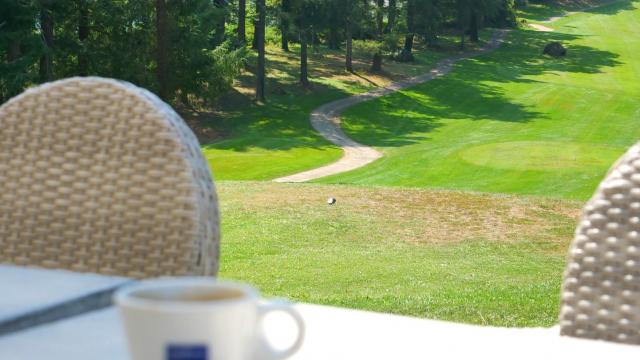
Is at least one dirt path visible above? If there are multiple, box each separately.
[273,0,628,183]
[530,23,555,31]
[273,30,508,183]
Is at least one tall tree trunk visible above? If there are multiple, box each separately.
[238,0,246,43]
[255,0,266,101]
[469,8,479,42]
[345,19,353,72]
[458,0,466,50]
[360,0,370,38]
[398,0,414,61]
[403,34,414,53]
[328,27,340,50]
[312,26,320,54]
[5,40,22,101]
[371,52,382,72]
[385,0,396,33]
[376,0,384,36]
[78,0,89,76]
[39,4,54,82]
[406,0,415,36]
[280,0,290,51]
[214,0,226,46]
[252,20,258,50]
[5,39,21,100]
[8,41,21,62]
[300,30,309,86]
[399,33,414,61]
[155,0,170,100]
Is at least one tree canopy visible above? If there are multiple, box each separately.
[0,0,516,104]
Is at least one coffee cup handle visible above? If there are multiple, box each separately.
[256,300,305,360]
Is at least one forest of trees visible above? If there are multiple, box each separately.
[0,0,519,106]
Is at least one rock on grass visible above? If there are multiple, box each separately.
[543,42,567,57]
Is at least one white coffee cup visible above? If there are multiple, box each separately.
[114,278,305,360]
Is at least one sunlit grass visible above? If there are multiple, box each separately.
[326,1,640,200]
[218,181,580,327]
[203,36,483,180]
[213,2,640,328]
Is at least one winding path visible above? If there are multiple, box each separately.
[529,23,554,31]
[274,29,508,183]
[273,0,628,183]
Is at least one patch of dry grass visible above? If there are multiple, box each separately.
[218,181,581,247]
[217,181,584,326]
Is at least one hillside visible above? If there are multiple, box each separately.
[324,1,640,200]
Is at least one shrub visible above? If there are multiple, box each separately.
[381,33,403,54]
[178,41,248,107]
[353,39,384,71]
[543,42,567,57]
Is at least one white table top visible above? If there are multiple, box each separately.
[0,266,638,359]
[0,265,128,334]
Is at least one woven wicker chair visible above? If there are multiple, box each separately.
[561,144,640,345]
[0,77,219,278]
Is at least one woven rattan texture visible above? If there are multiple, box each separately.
[0,77,219,278]
[560,144,640,344]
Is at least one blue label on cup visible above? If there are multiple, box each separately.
[167,344,208,360]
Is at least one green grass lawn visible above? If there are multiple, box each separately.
[217,181,580,327]
[201,37,485,180]
[516,0,621,21]
[518,3,569,22]
[213,1,640,328]
[322,0,640,200]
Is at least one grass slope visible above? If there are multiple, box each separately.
[321,1,640,200]
[201,38,486,180]
[517,0,624,21]
[217,181,580,327]
[214,1,637,328]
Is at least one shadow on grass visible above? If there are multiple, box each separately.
[517,0,636,21]
[200,42,448,152]
[201,80,354,152]
[517,4,567,22]
[585,0,637,15]
[342,29,622,147]
[202,17,621,152]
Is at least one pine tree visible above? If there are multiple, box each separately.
[256,0,266,101]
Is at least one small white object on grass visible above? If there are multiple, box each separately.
[327,197,337,205]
